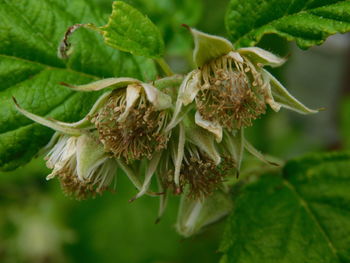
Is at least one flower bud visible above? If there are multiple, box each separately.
[176,190,233,237]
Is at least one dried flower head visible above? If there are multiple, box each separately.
[168,28,318,143]
[159,125,235,200]
[13,99,118,200]
[196,51,267,130]
[90,83,172,161]
[45,134,117,200]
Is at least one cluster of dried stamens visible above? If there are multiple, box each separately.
[196,54,267,130]
[91,89,170,161]
[58,159,116,200]
[57,164,96,200]
[161,146,235,200]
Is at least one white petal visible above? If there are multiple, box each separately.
[227,51,244,63]
[165,70,198,132]
[141,83,172,110]
[179,70,201,106]
[117,84,141,122]
[194,111,222,143]
[238,47,286,67]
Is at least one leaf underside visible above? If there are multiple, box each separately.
[226,0,350,49]
[220,152,350,263]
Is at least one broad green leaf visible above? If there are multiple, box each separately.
[93,0,203,56]
[226,0,350,49]
[220,152,350,263]
[0,0,157,171]
[100,1,165,58]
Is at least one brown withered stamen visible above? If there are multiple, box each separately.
[91,88,170,161]
[197,54,267,130]
[55,159,109,200]
[160,147,236,200]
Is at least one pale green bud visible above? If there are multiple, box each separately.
[176,190,233,237]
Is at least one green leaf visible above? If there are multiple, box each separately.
[220,152,350,263]
[340,96,350,149]
[100,1,165,58]
[0,0,157,171]
[226,0,350,49]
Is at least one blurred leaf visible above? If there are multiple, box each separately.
[225,0,350,49]
[220,151,350,263]
[341,96,350,149]
[100,1,164,58]
[0,0,157,171]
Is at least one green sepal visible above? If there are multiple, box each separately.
[264,69,319,114]
[190,28,233,67]
[75,134,110,181]
[238,47,286,67]
[186,126,221,165]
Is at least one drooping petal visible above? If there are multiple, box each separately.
[61,77,140,91]
[13,97,81,136]
[165,70,198,132]
[260,73,282,112]
[45,135,78,180]
[190,28,234,67]
[179,69,201,106]
[117,84,142,122]
[176,190,233,237]
[141,83,172,110]
[186,127,221,165]
[263,69,319,114]
[194,111,222,142]
[238,47,286,67]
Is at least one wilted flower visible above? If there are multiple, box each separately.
[169,28,319,142]
[158,123,236,200]
[46,133,117,199]
[13,98,118,199]
[62,78,173,162]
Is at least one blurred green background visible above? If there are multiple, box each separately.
[1,0,350,262]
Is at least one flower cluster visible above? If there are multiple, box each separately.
[14,28,318,236]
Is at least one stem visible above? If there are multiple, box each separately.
[156,58,174,76]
